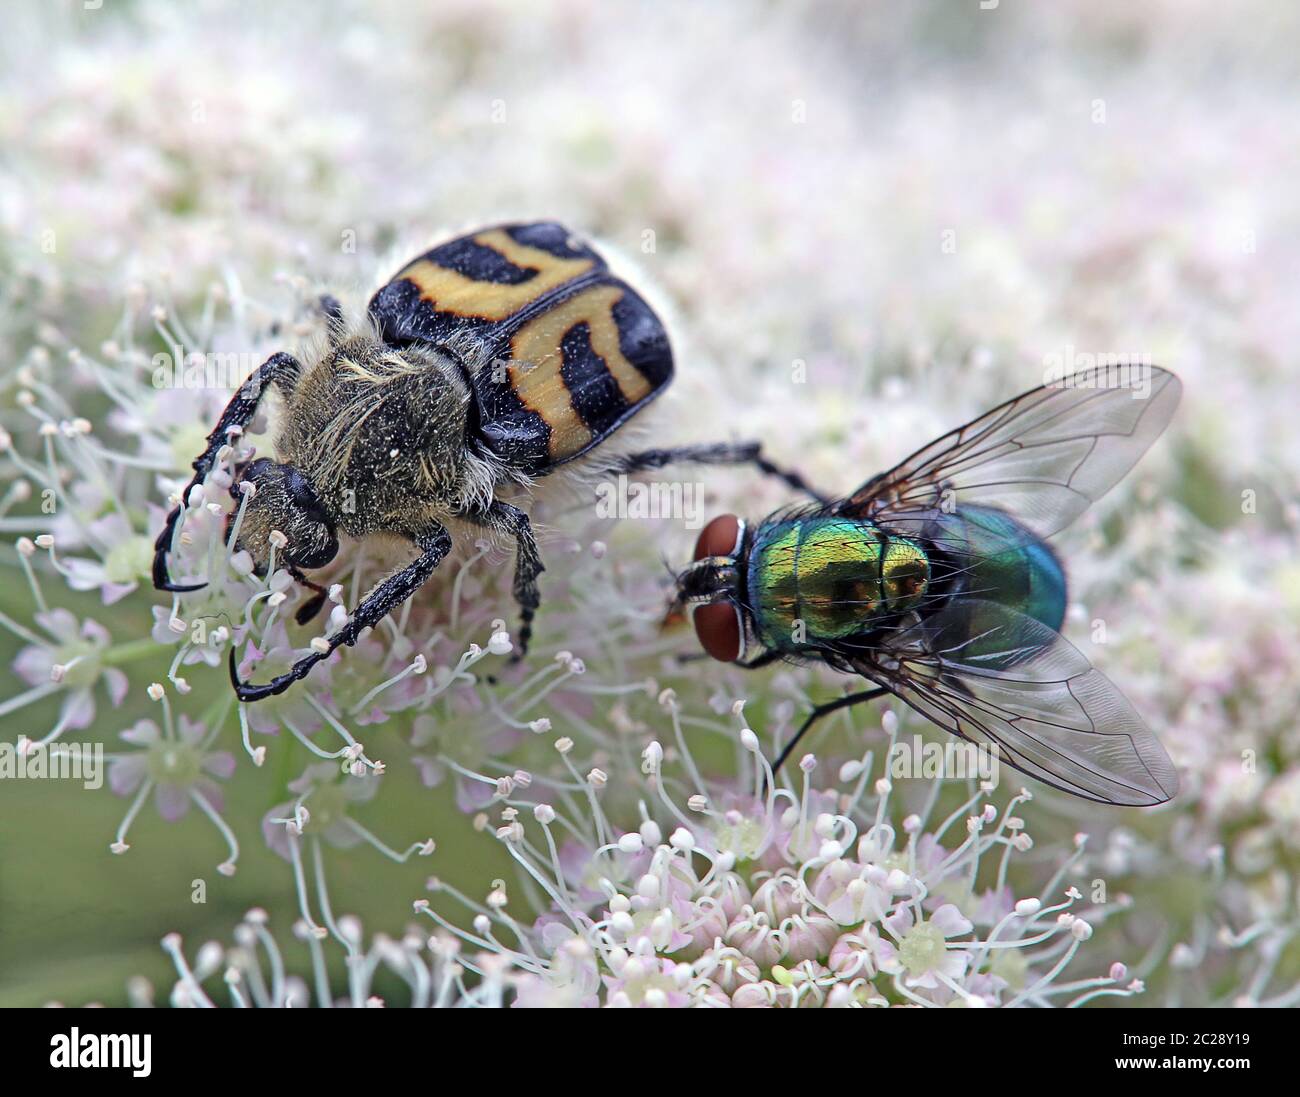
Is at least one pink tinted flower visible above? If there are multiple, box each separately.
[12,608,127,733]
[109,716,234,822]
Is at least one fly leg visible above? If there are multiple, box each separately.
[614,443,830,505]
[676,649,784,668]
[772,687,890,775]
[737,650,785,671]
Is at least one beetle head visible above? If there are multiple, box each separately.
[229,459,339,573]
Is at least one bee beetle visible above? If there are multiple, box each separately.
[154,221,813,701]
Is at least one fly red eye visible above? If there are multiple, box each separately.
[693,601,743,662]
[693,514,743,561]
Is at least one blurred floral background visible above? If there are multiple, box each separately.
[1,0,1297,1007]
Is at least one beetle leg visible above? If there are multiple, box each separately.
[614,442,830,504]
[230,525,453,702]
[471,500,543,661]
[153,351,302,592]
[317,294,346,345]
[288,564,331,626]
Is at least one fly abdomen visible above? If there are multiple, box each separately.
[927,505,1067,629]
[917,504,1068,662]
[746,516,930,649]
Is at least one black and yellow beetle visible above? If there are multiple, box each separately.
[154,221,812,700]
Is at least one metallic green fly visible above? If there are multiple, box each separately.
[674,364,1181,806]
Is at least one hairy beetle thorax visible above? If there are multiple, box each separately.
[276,336,475,536]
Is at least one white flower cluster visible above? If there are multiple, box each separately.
[4,0,1299,1010]
[422,704,1140,1008]
[149,908,505,1009]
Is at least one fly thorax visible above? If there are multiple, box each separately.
[748,517,929,646]
[881,539,929,613]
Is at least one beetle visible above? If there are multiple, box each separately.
[154,221,812,700]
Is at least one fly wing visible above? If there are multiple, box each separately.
[849,599,1178,806]
[839,366,1181,542]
